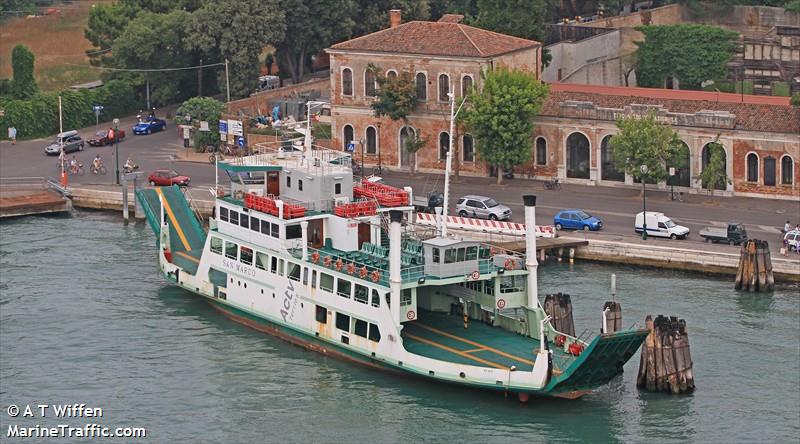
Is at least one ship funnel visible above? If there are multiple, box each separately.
[523,195,539,308]
[389,210,402,325]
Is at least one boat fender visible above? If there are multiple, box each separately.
[324,256,332,267]
[555,334,567,347]
[311,252,320,264]
[346,263,356,275]
[371,270,380,283]
[568,342,584,356]
[359,266,368,279]
[335,259,344,271]
[504,258,516,270]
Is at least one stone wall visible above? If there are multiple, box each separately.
[226,78,330,117]
[580,4,685,30]
[542,30,625,85]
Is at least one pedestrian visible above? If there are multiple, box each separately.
[108,127,115,143]
[8,126,16,144]
[784,221,792,234]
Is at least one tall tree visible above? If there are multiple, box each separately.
[176,96,226,150]
[698,141,730,194]
[460,67,549,184]
[274,0,356,84]
[472,0,546,41]
[352,0,430,36]
[635,24,738,90]
[609,113,684,185]
[85,3,139,54]
[187,0,285,99]
[10,45,38,100]
[370,67,419,121]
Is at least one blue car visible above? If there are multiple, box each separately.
[133,117,167,135]
[554,209,603,231]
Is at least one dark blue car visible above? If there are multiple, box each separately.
[554,209,603,231]
[133,117,167,135]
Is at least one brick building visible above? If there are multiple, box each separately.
[326,11,798,200]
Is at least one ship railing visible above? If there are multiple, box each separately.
[280,195,334,213]
[305,246,431,285]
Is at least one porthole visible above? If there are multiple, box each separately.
[459,372,466,378]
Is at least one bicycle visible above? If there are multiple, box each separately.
[68,163,85,176]
[544,177,561,191]
[90,164,107,175]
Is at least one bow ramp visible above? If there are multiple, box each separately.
[135,186,206,275]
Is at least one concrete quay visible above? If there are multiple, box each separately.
[0,180,72,219]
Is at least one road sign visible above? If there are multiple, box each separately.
[200,121,210,131]
[237,136,245,147]
[219,120,228,134]
[92,105,104,113]
[228,119,243,136]
[346,142,355,152]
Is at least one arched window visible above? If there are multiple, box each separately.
[461,75,473,97]
[438,132,450,160]
[746,153,759,182]
[781,155,794,185]
[601,135,624,182]
[566,132,590,179]
[536,138,547,165]
[462,134,474,162]
[416,73,427,101]
[365,70,376,97]
[366,127,377,154]
[438,74,450,102]
[342,68,353,96]
[343,124,354,151]
[701,143,728,190]
[667,142,691,187]
[387,70,397,80]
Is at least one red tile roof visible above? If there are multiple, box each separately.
[542,83,800,134]
[329,21,541,58]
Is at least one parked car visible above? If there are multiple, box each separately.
[784,230,800,251]
[148,169,190,187]
[455,195,512,220]
[44,130,84,155]
[87,129,126,146]
[133,117,167,135]
[554,209,603,231]
[699,223,748,245]
[634,211,690,239]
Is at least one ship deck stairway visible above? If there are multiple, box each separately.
[135,186,207,275]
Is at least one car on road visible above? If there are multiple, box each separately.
[133,117,167,135]
[87,129,126,146]
[44,130,84,155]
[634,211,690,239]
[148,169,190,187]
[554,209,603,231]
[784,230,800,251]
[455,195,512,220]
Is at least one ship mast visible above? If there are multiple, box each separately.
[441,89,467,238]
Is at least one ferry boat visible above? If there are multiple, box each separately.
[136,142,648,400]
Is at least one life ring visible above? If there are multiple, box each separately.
[324,256,332,267]
[346,263,356,275]
[371,270,380,283]
[359,266,368,279]
[555,334,567,347]
[568,342,584,356]
[504,258,516,270]
[310,252,320,264]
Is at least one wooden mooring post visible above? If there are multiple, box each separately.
[543,293,575,336]
[734,239,774,292]
[637,315,695,394]
[602,301,622,334]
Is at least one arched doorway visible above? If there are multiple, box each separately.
[342,124,354,151]
[399,126,416,168]
[600,135,624,182]
[667,142,691,187]
[566,132,590,179]
[701,142,728,190]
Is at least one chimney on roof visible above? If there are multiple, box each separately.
[389,9,401,28]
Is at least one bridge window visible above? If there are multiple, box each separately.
[240,246,253,265]
[210,237,222,254]
[401,289,412,306]
[239,214,249,229]
[255,252,268,270]
[315,305,327,323]
[444,248,456,264]
[271,223,279,238]
[229,210,239,225]
[456,247,465,262]
[249,217,260,232]
[337,278,352,299]
[354,283,368,304]
[225,241,237,259]
[260,220,271,235]
[286,224,302,239]
[353,318,368,338]
[432,247,440,263]
[371,289,380,307]
[320,273,334,292]
[288,262,301,281]
[465,246,477,261]
[336,312,350,332]
[368,323,381,342]
[219,207,229,222]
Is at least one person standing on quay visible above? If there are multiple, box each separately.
[8,126,17,144]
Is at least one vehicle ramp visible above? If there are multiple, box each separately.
[135,186,206,275]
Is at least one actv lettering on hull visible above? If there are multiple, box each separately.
[280,280,300,322]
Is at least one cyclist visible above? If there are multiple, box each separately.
[92,154,103,171]
[124,156,137,173]
[69,156,80,174]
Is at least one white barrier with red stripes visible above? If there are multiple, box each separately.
[414,213,556,238]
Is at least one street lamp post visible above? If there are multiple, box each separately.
[640,164,648,240]
[114,118,120,185]
[669,166,676,200]
[360,137,365,177]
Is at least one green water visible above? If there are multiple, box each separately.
[1,212,798,443]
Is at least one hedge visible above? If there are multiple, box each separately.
[0,79,139,140]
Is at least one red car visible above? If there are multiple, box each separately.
[87,129,126,146]
[148,169,191,187]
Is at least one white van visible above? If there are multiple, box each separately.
[634,212,690,239]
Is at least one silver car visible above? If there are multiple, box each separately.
[455,195,512,220]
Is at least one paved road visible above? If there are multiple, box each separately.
[3,117,798,258]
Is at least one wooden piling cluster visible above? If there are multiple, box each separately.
[637,315,695,394]
[735,239,774,292]
[602,301,622,334]
[543,293,575,336]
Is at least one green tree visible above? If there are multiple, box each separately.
[609,113,684,186]
[10,45,38,99]
[787,0,800,13]
[0,0,35,23]
[187,0,285,99]
[352,0,430,36]
[471,0,545,41]
[85,3,139,54]
[791,92,800,106]
[403,131,428,176]
[698,141,730,194]
[460,67,549,184]
[274,0,356,84]
[176,96,225,151]
[635,24,738,90]
[370,67,419,121]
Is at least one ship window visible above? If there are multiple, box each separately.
[312,270,317,289]
[336,313,350,331]
[385,292,391,308]
[219,207,229,222]
[465,246,477,261]
[303,268,309,285]
[401,289,412,306]
[278,259,285,276]
[316,305,327,323]
[286,224,302,239]
[337,278,352,299]
[271,223,279,238]
[250,217,260,232]
[444,248,456,264]
[229,210,239,225]
[368,323,381,342]
[371,289,380,307]
[271,256,278,273]
[335,183,342,194]
[239,214,249,229]
[484,280,494,296]
[298,180,303,191]
[320,273,334,292]
[353,318,368,338]
[432,247,440,263]
[225,241,238,259]
[354,283,368,304]
[286,176,291,188]
[261,220,270,235]
[500,275,523,294]
[255,252,268,270]
[288,262,301,281]
[210,237,223,254]
[456,247,465,262]
[240,246,253,265]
